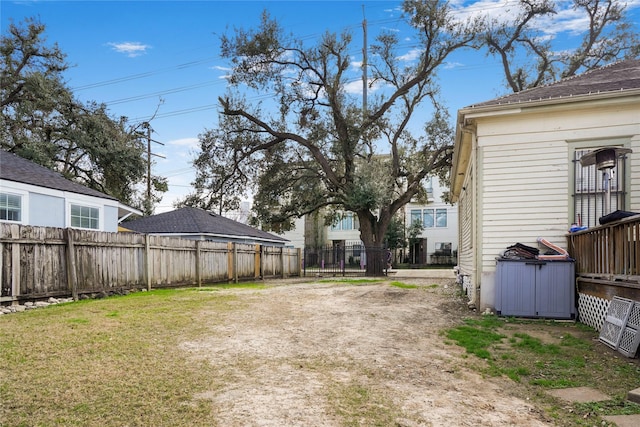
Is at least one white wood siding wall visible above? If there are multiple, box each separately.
[477,103,640,278]
[630,134,640,211]
[479,131,569,271]
[464,101,640,311]
[458,165,474,277]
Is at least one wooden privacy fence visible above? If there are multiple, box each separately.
[0,223,301,303]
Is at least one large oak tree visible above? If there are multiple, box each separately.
[188,1,480,274]
[481,0,640,92]
[1,18,167,214]
[186,0,638,275]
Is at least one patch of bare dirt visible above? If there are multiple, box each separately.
[180,279,554,426]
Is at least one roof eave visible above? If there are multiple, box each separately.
[141,232,288,244]
[461,88,640,118]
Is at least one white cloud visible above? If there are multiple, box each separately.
[444,61,464,70]
[107,41,151,57]
[169,137,199,150]
[397,48,422,62]
[455,0,640,39]
[211,65,231,72]
[344,79,386,95]
[344,80,365,95]
[167,137,200,157]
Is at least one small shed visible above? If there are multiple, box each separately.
[123,207,288,247]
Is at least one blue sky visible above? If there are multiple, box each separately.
[2,0,639,213]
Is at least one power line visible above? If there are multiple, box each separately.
[106,79,225,105]
[72,56,218,91]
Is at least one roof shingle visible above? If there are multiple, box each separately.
[468,58,640,108]
[0,150,117,200]
[123,207,287,243]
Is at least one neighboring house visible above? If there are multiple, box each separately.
[450,58,640,311]
[122,206,289,247]
[282,177,458,265]
[403,177,458,265]
[326,177,457,265]
[0,150,141,232]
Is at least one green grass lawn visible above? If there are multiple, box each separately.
[445,316,640,426]
[1,288,238,427]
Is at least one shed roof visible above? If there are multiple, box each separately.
[123,207,288,243]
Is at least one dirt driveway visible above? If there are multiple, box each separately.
[180,277,552,426]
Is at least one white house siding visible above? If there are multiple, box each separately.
[629,134,640,211]
[30,193,65,227]
[103,206,119,233]
[0,179,123,232]
[326,226,361,244]
[405,201,458,261]
[279,217,306,248]
[473,102,640,311]
[456,166,476,303]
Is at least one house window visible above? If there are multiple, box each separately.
[435,242,452,256]
[573,147,627,228]
[411,208,448,228]
[423,209,434,228]
[70,204,99,229]
[331,212,358,231]
[435,209,447,227]
[410,209,422,226]
[0,193,21,222]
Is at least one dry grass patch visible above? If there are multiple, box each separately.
[0,289,240,427]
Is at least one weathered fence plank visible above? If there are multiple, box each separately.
[0,223,300,302]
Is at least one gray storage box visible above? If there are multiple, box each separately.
[495,259,575,319]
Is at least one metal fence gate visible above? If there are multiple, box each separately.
[302,244,388,277]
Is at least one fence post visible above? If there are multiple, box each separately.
[64,228,78,300]
[233,243,238,283]
[227,242,233,282]
[145,234,151,291]
[196,240,202,287]
[10,225,21,302]
[254,244,261,279]
[297,248,302,277]
[0,241,3,299]
[280,246,285,279]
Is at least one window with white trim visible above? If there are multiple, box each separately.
[572,147,628,228]
[331,212,359,231]
[70,204,99,229]
[410,208,448,228]
[0,193,22,222]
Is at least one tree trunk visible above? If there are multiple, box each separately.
[364,241,385,276]
[358,210,391,276]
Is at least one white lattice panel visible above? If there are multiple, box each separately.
[617,302,640,358]
[599,297,633,350]
[577,293,609,331]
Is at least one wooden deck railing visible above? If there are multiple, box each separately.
[568,214,640,282]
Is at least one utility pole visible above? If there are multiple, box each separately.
[145,122,151,206]
[362,5,368,116]
[142,121,165,215]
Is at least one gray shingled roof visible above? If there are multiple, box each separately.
[123,207,288,243]
[468,58,640,108]
[0,150,117,200]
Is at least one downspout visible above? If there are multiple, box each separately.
[461,122,479,309]
[471,126,480,309]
